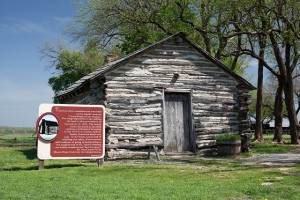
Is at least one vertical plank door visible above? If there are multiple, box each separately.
[164,93,192,153]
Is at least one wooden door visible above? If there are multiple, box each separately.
[164,93,193,153]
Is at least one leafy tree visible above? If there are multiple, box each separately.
[220,0,300,144]
[249,90,276,126]
[62,0,300,143]
[41,39,105,102]
[69,0,247,72]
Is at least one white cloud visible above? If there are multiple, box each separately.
[0,18,55,37]
[54,16,73,24]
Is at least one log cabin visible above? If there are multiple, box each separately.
[56,32,255,157]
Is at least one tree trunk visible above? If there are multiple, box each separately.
[273,78,284,143]
[284,43,299,144]
[269,32,299,144]
[254,59,264,141]
[284,76,300,144]
[254,36,265,142]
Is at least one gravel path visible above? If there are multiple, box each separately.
[244,153,300,165]
[243,145,300,165]
[107,147,300,166]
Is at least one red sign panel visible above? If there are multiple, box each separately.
[50,106,104,158]
[37,104,105,159]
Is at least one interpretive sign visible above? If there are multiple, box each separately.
[36,104,105,160]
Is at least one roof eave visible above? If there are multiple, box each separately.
[56,32,256,99]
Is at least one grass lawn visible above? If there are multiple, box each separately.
[0,133,299,199]
[250,134,298,154]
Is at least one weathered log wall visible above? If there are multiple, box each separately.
[63,78,106,105]
[104,39,251,152]
[61,37,252,157]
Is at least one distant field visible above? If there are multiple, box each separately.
[0,126,35,135]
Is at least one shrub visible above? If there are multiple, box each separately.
[216,133,241,142]
[4,129,14,134]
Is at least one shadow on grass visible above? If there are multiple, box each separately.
[18,148,37,160]
[44,163,87,169]
[108,157,150,162]
[2,163,87,171]
[2,166,39,171]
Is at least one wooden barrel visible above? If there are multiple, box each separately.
[217,140,241,156]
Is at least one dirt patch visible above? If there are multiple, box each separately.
[244,154,300,165]
[290,145,300,154]
[282,172,300,176]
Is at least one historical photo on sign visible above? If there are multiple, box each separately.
[37,114,59,141]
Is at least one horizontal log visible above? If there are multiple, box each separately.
[107,96,162,104]
[108,118,161,124]
[196,140,216,148]
[108,141,164,149]
[107,92,157,98]
[193,103,237,108]
[110,130,162,135]
[194,110,238,115]
[106,82,238,92]
[194,123,239,129]
[107,102,161,109]
[105,88,158,94]
[148,47,205,55]
[194,116,238,121]
[110,126,162,133]
[195,123,239,129]
[113,64,201,72]
[195,127,237,132]
[107,110,161,116]
[193,91,236,97]
[132,57,213,66]
[108,110,161,116]
[194,114,239,120]
[192,98,236,104]
[107,75,237,86]
[196,135,216,140]
[196,133,241,140]
[109,134,163,140]
[110,65,233,79]
[108,119,161,125]
[195,127,240,134]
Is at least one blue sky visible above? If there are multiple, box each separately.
[0,0,259,128]
[0,0,76,127]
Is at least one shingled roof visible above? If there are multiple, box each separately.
[56,32,255,98]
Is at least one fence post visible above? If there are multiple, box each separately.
[97,158,104,167]
[38,159,44,170]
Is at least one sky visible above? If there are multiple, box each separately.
[0,0,76,127]
[0,0,261,128]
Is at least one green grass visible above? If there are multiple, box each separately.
[0,126,35,135]
[0,133,299,199]
[0,149,299,200]
[250,134,298,154]
[1,147,300,200]
[250,143,296,154]
[0,135,36,147]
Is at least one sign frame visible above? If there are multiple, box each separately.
[36,104,105,160]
